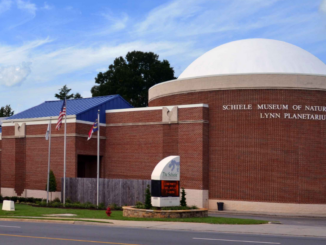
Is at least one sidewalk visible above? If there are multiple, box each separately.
[1,216,326,238]
[209,210,326,218]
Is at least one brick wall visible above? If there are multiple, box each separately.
[105,107,209,190]
[1,122,100,194]
[150,89,326,204]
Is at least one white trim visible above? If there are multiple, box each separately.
[106,104,208,113]
[150,73,326,90]
[75,120,106,127]
[2,115,76,126]
[0,132,2,140]
[1,117,106,127]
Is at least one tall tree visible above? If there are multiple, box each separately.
[91,51,176,107]
[0,105,14,117]
[55,85,74,100]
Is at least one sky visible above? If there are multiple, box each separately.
[0,0,326,113]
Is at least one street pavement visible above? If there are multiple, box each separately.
[0,220,326,245]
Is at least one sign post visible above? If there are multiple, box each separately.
[151,156,180,207]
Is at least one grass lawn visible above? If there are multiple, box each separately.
[0,204,267,225]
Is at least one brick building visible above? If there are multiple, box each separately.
[1,38,326,214]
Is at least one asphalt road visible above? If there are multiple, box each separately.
[0,221,326,245]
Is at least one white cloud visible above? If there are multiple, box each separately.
[16,0,36,15]
[0,0,12,14]
[42,2,52,10]
[320,0,326,13]
[0,62,31,86]
[102,12,129,31]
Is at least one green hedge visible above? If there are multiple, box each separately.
[0,196,43,204]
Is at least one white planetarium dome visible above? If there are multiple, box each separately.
[178,39,326,79]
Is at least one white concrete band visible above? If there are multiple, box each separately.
[149,74,326,102]
[106,104,208,113]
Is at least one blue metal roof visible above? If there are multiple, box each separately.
[7,95,132,123]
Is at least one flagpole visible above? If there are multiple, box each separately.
[46,118,52,205]
[63,99,67,206]
[97,110,100,207]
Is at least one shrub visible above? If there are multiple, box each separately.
[4,196,10,200]
[66,198,72,204]
[50,202,62,208]
[109,203,122,211]
[52,197,61,203]
[45,170,57,192]
[26,197,35,203]
[145,185,152,209]
[190,205,198,209]
[17,197,26,203]
[11,196,18,203]
[98,203,106,210]
[0,195,3,203]
[135,201,144,209]
[180,187,187,207]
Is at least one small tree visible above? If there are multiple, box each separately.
[145,184,152,209]
[180,187,187,207]
[74,93,82,99]
[45,170,57,201]
[0,105,14,117]
[55,85,74,100]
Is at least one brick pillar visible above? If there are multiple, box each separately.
[15,138,26,196]
[163,124,179,157]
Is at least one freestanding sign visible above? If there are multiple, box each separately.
[151,156,180,207]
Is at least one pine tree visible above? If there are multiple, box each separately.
[180,187,187,207]
[145,185,152,209]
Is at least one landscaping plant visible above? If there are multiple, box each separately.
[145,185,152,209]
[180,187,187,207]
[45,170,57,202]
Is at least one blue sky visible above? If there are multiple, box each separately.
[0,0,326,112]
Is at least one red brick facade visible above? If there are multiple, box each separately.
[150,89,326,204]
[0,122,105,194]
[105,107,209,190]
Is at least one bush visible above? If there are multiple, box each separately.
[0,195,3,203]
[52,198,61,203]
[66,198,72,204]
[180,187,187,207]
[145,185,152,209]
[50,202,62,208]
[190,205,198,209]
[98,203,106,210]
[108,203,122,211]
[26,197,35,203]
[10,196,18,203]
[17,197,26,203]
[4,196,10,200]
[135,201,144,209]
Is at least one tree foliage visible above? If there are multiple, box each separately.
[91,51,176,107]
[74,93,82,99]
[45,170,57,192]
[180,187,187,207]
[0,105,14,117]
[55,85,82,100]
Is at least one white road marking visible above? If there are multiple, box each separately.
[0,225,21,229]
[193,238,280,244]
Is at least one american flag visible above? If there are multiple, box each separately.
[56,99,66,130]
